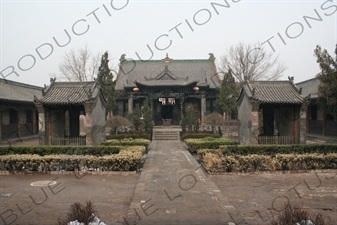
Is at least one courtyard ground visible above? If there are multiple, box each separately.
[1,171,336,225]
[0,137,336,225]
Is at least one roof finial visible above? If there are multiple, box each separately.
[208,53,215,61]
[119,54,126,63]
[162,53,172,62]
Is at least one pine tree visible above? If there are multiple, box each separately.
[128,104,142,130]
[216,69,239,136]
[314,45,337,120]
[181,104,197,131]
[143,98,153,132]
[97,51,117,112]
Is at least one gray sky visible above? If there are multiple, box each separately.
[0,0,336,87]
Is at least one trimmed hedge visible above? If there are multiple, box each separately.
[181,133,220,140]
[101,138,150,149]
[106,133,151,140]
[0,146,146,172]
[199,144,337,157]
[201,152,337,173]
[185,137,235,153]
[0,146,123,156]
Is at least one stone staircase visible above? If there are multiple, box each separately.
[152,127,181,140]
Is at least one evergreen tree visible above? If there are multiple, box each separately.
[143,98,153,132]
[97,51,117,112]
[216,69,239,115]
[314,45,337,120]
[181,104,197,131]
[128,104,142,130]
[216,69,239,135]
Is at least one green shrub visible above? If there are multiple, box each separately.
[101,138,150,149]
[200,152,337,173]
[184,137,235,153]
[181,133,220,140]
[0,146,122,156]
[219,144,337,156]
[106,133,151,140]
[0,146,146,172]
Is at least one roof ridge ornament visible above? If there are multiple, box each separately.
[162,53,172,62]
[208,53,215,62]
[288,76,302,94]
[119,54,126,63]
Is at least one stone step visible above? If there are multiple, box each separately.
[153,130,180,140]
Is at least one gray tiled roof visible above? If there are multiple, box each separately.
[242,80,304,104]
[115,58,221,90]
[134,79,199,87]
[296,77,319,98]
[0,78,43,103]
[39,81,97,105]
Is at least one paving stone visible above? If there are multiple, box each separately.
[125,140,245,224]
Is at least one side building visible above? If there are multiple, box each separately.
[114,54,221,125]
[237,77,310,145]
[0,78,43,142]
[297,78,337,138]
[34,79,107,146]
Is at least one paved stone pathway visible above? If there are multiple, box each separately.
[124,140,247,225]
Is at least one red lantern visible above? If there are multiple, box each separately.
[193,86,199,92]
[133,87,139,92]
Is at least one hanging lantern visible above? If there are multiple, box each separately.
[133,87,140,92]
[193,86,199,92]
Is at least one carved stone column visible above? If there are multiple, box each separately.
[128,94,133,114]
[250,100,260,144]
[300,100,309,144]
[0,107,2,142]
[180,97,184,120]
[84,102,92,146]
[17,107,21,138]
[35,103,46,145]
[201,94,206,122]
[65,110,70,137]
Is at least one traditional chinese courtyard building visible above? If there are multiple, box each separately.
[34,79,107,146]
[237,77,310,145]
[114,54,221,125]
[0,78,43,141]
[297,78,337,138]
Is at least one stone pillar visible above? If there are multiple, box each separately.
[35,103,46,145]
[32,109,36,135]
[201,95,206,122]
[322,111,327,136]
[0,108,2,142]
[299,101,309,144]
[65,110,70,137]
[180,97,184,119]
[128,94,133,114]
[17,107,21,138]
[250,101,260,144]
[84,102,92,146]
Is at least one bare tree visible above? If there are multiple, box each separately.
[218,42,286,83]
[57,46,101,82]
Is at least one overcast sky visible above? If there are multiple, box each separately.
[0,0,336,87]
